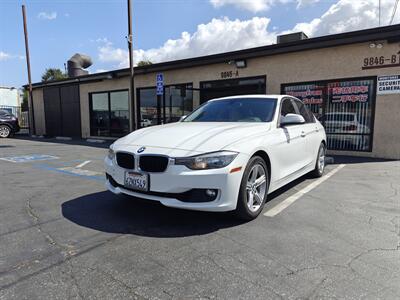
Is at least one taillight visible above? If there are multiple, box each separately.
[343,124,357,131]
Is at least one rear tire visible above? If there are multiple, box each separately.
[311,143,326,178]
[235,156,269,221]
[0,125,11,138]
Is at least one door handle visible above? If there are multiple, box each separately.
[301,131,306,137]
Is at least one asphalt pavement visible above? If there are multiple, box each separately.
[0,137,399,299]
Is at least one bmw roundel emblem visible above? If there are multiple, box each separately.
[137,146,146,153]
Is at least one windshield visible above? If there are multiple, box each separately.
[183,98,277,123]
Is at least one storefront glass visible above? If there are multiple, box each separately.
[90,90,130,137]
[282,77,376,152]
[137,84,193,128]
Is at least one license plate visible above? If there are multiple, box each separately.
[124,172,148,191]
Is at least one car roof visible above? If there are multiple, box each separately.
[209,94,286,102]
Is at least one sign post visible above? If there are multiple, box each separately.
[156,74,164,124]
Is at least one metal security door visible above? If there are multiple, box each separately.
[43,86,62,137]
[60,85,81,137]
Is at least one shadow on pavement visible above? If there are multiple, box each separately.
[62,191,245,238]
[13,136,113,149]
[330,155,396,165]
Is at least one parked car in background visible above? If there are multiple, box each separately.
[0,110,20,138]
[105,95,327,220]
[322,112,370,150]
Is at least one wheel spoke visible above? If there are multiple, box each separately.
[246,182,252,190]
[247,191,254,208]
[254,174,266,188]
[250,167,258,182]
[254,191,263,204]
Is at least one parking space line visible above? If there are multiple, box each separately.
[76,160,91,168]
[264,164,346,217]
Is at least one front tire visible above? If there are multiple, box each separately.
[311,143,326,178]
[235,156,269,221]
[0,125,11,138]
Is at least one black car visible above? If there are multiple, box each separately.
[0,110,20,138]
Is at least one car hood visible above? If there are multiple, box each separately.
[114,122,271,156]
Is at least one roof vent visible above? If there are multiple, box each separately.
[67,53,93,77]
[277,32,308,44]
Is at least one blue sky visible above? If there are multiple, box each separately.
[0,0,398,88]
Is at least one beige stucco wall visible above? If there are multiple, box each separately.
[30,40,400,159]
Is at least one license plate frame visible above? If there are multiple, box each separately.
[124,171,149,192]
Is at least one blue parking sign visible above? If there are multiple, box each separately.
[156,73,164,95]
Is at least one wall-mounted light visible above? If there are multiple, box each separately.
[369,42,383,49]
[235,59,247,68]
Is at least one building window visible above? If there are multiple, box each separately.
[137,83,193,128]
[282,77,376,152]
[89,90,130,137]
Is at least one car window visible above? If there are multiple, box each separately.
[0,110,8,116]
[280,98,297,117]
[183,98,277,122]
[293,100,315,123]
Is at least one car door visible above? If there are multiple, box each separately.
[272,98,309,181]
[292,98,320,166]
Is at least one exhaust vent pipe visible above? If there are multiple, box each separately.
[67,53,93,77]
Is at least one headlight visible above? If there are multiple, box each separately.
[174,151,238,170]
[108,145,115,160]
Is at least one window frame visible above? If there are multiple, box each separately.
[89,89,130,137]
[281,76,377,152]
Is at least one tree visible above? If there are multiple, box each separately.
[41,68,67,82]
[137,60,152,67]
[21,90,29,111]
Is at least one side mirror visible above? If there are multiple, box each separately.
[179,115,187,122]
[280,113,305,126]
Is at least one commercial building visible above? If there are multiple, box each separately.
[27,24,400,159]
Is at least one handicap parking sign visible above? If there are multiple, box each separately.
[156,73,164,95]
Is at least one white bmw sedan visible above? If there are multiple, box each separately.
[105,95,326,220]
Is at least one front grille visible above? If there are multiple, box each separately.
[116,152,135,169]
[139,155,169,172]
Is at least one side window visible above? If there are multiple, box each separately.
[280,98,296,117]
[293,100,315,123]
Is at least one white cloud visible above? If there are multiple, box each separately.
[292,0,399,36]
[37,11,57,20]
[64,13,70,18]
[98,17,276,68]
[0,51,11,61]
[296,0,319,9]
[0,51,24,61]
[97,0,399,69]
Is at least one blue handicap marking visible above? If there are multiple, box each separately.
[0,154,59,163]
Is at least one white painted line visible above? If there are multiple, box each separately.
[76,160,91,168]
[264,164,346,217]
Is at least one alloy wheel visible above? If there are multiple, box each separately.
[246,164,267,212]
[0,126,10,138]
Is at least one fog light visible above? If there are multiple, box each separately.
[205,189,217,197]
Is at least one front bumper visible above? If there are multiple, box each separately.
[104,153,248,212]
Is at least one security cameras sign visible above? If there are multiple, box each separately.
[377,75,400,95]
[156,73,164,95]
